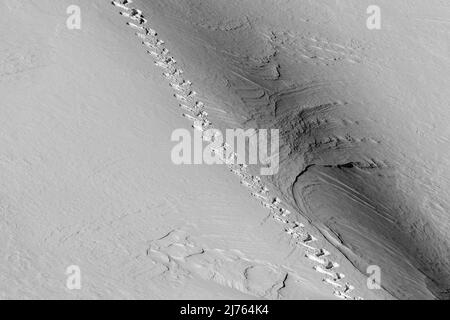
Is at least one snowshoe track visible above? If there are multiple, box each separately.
[111,0,363,300]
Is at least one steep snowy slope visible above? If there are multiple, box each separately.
[0,0,392,299]
[139,0,450,299]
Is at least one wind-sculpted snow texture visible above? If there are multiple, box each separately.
[138,0,450,299]
[1,0,396,300]
[1,0,449,300]
[111,0,364,300]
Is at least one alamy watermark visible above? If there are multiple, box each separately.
[367,5,381,30]
[171,128,280,176]
[66,265,81,290]
[367,265,381,289]
[66,5,81,30]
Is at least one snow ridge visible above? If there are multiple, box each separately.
[110,0,362,300]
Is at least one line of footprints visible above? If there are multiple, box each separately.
[111,0,362,300]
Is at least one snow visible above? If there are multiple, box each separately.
[138,0,450,299]
[1,0,448,300]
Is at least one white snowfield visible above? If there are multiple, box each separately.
[0,0,448,300]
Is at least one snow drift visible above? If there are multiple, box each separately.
[1,0,449,300]
[141,0,450,299]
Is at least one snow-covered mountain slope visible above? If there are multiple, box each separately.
[138,0,450,299]
[0,0,394,299]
